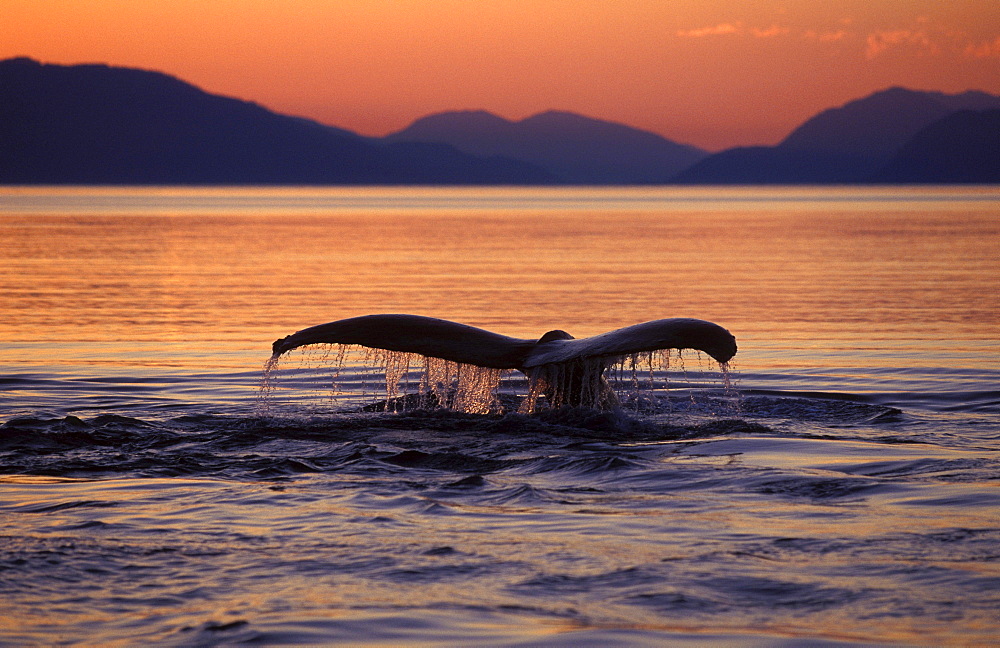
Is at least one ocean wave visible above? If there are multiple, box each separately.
[0,392,974,489]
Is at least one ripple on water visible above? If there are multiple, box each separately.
[1,402,998,646]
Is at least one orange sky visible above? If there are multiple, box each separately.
[3,0,999,150]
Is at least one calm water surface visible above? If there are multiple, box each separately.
[1,186,998,646]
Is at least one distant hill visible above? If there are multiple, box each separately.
[3,58,997,185]
[779,86,1000,158]
[0,58,553,184]
[674,87,1000,184]
[875,109,1000,183]
[671,147,874,184]
[385,110,707,184]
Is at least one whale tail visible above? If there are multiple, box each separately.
[267,314,737,413]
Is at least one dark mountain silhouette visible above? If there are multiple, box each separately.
[780,87,1000,158]
[875,109,1000,183]
[0,58,553,184]
[674,87,1000,184]
[385,110,707,184]
[671,147,874,184]
[3,58,997,185]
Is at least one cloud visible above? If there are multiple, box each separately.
[676,23,740,38]
[672,16,995,62]
[675,22,790,39]
[861,19,1000,60]
[865,29,935,58]
[675,22,795,40]
[965,36,1000,58]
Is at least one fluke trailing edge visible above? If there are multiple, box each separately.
[269,314,737,412]
[271,314,737,367]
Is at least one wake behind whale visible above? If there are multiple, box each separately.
[263,314,738,415]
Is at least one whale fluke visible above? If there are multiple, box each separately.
[522,318,737,367]
[272,314,538,368]
[269,314,737,412]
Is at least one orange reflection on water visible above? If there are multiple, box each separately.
[1,186,998,373]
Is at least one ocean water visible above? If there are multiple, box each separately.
[1,186,999,647]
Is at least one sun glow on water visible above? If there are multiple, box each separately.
[2,186,999,646]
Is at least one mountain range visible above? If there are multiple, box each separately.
[0,57,552,184]
[2,57,998,184]
[674,86,1000,183]
[385,110,706,183]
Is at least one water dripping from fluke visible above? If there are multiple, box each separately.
[260,314,739,417]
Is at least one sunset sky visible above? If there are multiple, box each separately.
[4,0,999,151]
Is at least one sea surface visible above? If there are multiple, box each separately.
[1,186,998,647]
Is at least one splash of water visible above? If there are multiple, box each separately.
[260,344,737,417]
[379,349,506,414]
[260,345,509,415]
